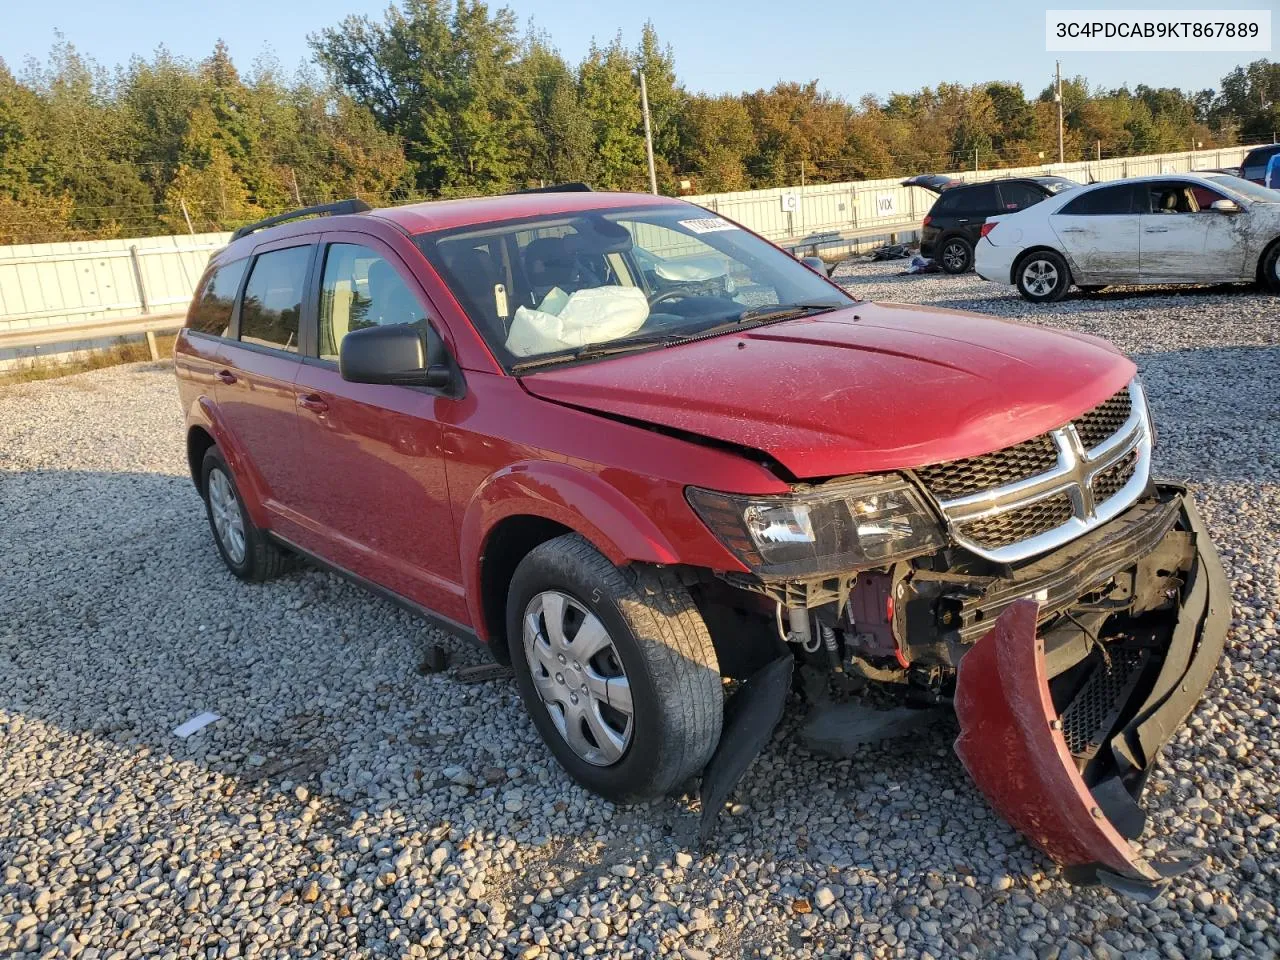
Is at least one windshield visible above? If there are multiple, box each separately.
[416,205,853,370]
[1205,174,1280,203]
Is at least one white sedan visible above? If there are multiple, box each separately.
[975,173,1280,301]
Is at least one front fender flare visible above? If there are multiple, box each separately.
[458,461,685,641]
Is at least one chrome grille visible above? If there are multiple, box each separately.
[915,434,1056,501]
[1075,390,1133,450]
[917,380,1152,562]
[961,494,1075,551]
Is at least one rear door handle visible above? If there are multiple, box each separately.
[215,369,238,385]
[298,394,330,414]
[1144,227,1169,233]
[1059,227,1084,234]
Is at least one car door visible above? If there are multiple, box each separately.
[1049,183,1141,282]
[290,232,466,623]
[951,183,1000,244]
[213,238,315,526]
[1138,180,1247,282]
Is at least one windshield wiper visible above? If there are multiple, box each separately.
[509,333,678,374]
[736,302,842,324]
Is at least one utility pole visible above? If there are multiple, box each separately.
[639,72,658,196]
[1055,60,1065,164]
[800,158,806,187]
[290,168,303,206]
[974,146,979,172]
[179,199,195,236]
[1096,140,1101,162]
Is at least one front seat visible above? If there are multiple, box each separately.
[1158,191,1180,214]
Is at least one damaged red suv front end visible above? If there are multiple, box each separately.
[954,488,1228,897]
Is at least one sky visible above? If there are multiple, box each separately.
[1,0,1275,100]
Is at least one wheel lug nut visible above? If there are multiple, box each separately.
[557,654,566,663]
[555,673,564,685]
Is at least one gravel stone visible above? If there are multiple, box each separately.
[1,263,1277,958]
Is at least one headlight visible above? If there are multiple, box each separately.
[686,475,946,578]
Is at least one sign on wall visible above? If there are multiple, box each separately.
[874,193,898,218]
[780,191,799,213]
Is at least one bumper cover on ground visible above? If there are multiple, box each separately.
[953,489,1228,895]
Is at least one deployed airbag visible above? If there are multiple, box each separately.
[505,286,649,357]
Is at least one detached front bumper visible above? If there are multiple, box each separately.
[953,487,1228,896]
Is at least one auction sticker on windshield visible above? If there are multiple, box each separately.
[680,217,739,234]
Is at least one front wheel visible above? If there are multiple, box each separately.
[507,534,723,802]
[939,236,974,274]
[1016,250,1071,302]
[1261,242,1280,293]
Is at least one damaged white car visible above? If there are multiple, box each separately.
[975,173,1280,301]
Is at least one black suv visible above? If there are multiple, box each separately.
[1239,143,1280,184]
[904,175,1079,274]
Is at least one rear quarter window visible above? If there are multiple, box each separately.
[187,258,247,337]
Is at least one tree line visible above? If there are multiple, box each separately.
[1,0,1277,244]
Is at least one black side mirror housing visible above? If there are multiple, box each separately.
[800,255,831,277]
[339,324,452,390]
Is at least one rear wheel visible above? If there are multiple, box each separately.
[939,236,973,274]
[1015,250,1071,302]
[201,447,291,581]
[507,533,723,802]
[1261,242,1280,293]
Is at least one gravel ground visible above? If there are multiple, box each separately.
[1,263,1277,960]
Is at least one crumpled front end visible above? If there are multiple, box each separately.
[954,489,1229,897]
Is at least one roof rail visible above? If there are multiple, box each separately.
[514,182,593,194]
[230,198,373,241]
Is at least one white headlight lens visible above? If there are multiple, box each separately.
[688,476,945,578]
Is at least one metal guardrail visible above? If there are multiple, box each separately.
[0,312,187,360]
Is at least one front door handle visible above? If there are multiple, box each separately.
[298,394,330,414]
[215,369,238,385]
[1144,227,1169,233]
[1059,227,1084,234]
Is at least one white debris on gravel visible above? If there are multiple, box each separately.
[0,261,1277,959]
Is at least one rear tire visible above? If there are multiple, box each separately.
[1261,242,1280,293]
[507,533,723,802]
[200,446,291,582]
[1015,250,1071,302]
[939,236,974,274]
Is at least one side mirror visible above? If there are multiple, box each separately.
[339,324,452,389]
[800,255,831,277]
[1209,199,1241,213]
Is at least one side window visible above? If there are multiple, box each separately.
[1188,185,1227,212]
[187,258,247,337]
[1241,149,1270,181]
[239,246,311,353]
[318,243,430,362]
[998,182,1047,212]
[1144,182,1197,215]
[954,184,999,214]
[1059,185,1136,216]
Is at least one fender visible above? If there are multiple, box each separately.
[458,460,692,641]
[188,396,271,529]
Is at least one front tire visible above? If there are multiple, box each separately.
[1261,242,1280,293]
[1016,250,1071,302]
[507,534,723,802]
[200,447,291,582]
[939,236,973,274]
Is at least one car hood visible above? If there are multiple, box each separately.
[519,302,1135,480]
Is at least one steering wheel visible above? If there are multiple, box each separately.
[647,288,688,309]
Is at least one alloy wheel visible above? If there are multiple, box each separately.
[943,241,968,271]
[207,468,247,565]
[1022,258,1060,297]
[522,590,634,766]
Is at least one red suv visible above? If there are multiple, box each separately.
[176,189,1227,896]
